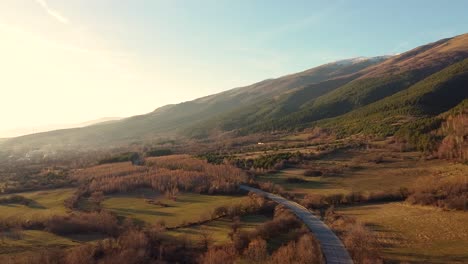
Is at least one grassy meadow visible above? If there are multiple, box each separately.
[166,214,270,245]
[337,202,468,263]
[0,188,73,221]
[102,192,248,227]
[258,148,467,196]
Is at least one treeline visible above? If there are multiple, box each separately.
[301,189,409,210]
[98,149,174,165]
[299,174,467,211]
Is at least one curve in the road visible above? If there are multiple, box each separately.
[239,185,353,264]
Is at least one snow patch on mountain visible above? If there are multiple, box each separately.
[332,55,393,66]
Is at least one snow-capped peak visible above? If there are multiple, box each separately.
[332,55,393,66]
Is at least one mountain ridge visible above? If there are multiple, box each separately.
[2,34,468,152]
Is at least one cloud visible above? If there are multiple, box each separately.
[34,0,69,24]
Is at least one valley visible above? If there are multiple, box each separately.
[0,33,467,264]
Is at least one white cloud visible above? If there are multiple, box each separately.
[34,0,69,24]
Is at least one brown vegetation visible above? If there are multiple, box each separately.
[326,211,382,264]
[46,211,119,236]
[437,113,467,162]
[72,155,248,196]
[406,174,467,210]
[301,189,408,209]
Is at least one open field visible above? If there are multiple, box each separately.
[167,214,270,245]
[0,230,79,255]
[0,230,104,255]
[258,149,467,196]
[102,192,248,226]
[0,188,74,221]
[337,202,468,263]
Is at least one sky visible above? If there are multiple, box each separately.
[1,0,467,137]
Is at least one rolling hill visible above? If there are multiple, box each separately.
[2,33,468,152]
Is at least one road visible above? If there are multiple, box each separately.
[239,185,353,264]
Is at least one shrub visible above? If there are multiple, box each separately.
[145,149,173,157]
[406,175,467,210]
[243,238,268,263]
[0,195,32,206]
[343,223,382,264]
[199,245,237,264]
[270,234,323,264]
[304,170,323,177]
[46,211,119,236]
[285,177,307,183]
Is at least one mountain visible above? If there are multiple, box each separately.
[196,34,468,135]
[0,117,122,138]
[76,117,122,127]
[2,34,468,152]
[1,56,387,151]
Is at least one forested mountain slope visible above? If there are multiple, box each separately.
[3,34,468,151]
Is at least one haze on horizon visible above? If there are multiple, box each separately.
[1,0,468,138]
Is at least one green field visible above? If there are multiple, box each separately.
[337,202,468,263]
[102,192,248,227]
[0,188,74,222]
[0,230,79,255]
[167,214,269,245]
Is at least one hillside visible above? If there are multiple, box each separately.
[2,33,468,152]
[205,34,468,134]
[1,57,386,151]
[319,59,468,136]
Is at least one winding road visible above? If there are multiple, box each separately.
[239,185,353,264]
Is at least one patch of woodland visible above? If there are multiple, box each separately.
[406,174,467,210]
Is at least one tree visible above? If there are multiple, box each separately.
[244,238,268,263]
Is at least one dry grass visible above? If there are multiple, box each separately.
[337,202,468,263]
[258,149,467,197]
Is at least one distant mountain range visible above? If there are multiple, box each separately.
[0,117,122,138]
[2,34,468,152]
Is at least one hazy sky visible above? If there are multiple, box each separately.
[1,0,467,137]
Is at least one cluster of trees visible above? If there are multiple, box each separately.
[228,151,309,171]
[301,189,408,210]
[0,195,32,206]
[437,112,467,162]
[199,205,323,264]
[0,167,72,194]
[145,148,173,157]
[196,153,227,165]
[84,156,247,196]
[46,211,119,236]
[67,155,249,210]
[98,152,144,165]
[394,117,442,153]
[325,210,382,264]
[406,175,467,210]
